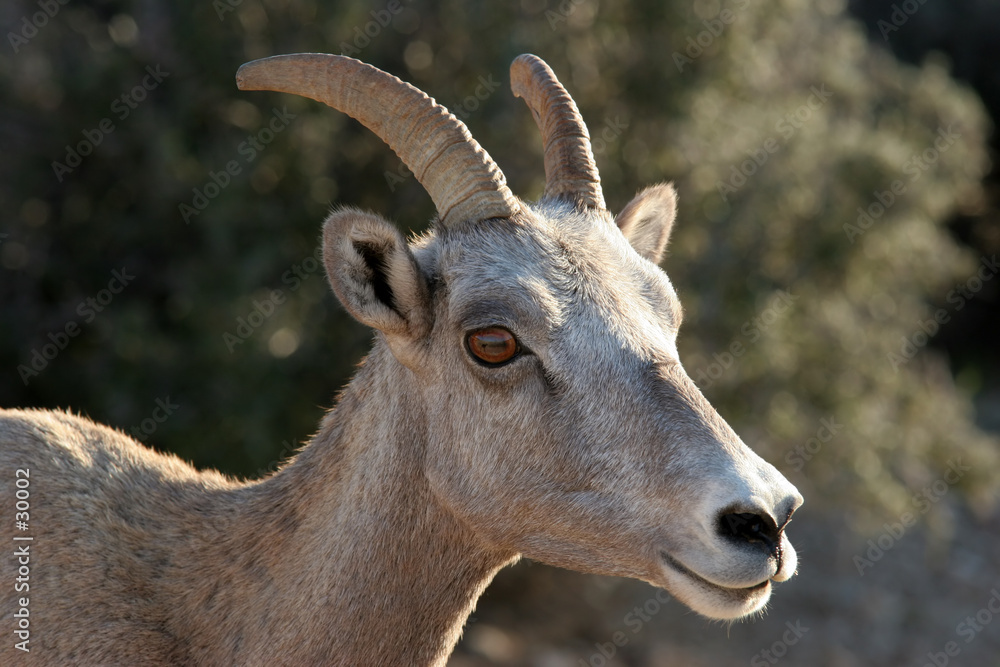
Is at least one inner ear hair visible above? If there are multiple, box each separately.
[352,239,398,315]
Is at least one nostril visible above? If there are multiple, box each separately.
[718,511,781,553]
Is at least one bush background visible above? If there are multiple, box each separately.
[1,0,998,664]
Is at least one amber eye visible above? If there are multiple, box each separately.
[466,327,519,366]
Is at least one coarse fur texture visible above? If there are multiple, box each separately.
[0,55,802,666]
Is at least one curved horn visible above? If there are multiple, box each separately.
[236,54,519,227]
[510,54,605,211]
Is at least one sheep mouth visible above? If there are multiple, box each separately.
[659,550,771,595]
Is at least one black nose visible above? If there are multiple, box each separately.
[718,511,781,556]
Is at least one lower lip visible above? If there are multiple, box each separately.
[660,551,770,594]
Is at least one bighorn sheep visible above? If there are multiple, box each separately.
[1,53,802,665]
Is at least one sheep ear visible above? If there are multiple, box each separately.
[615,183,677,264]
[323,208,431,342]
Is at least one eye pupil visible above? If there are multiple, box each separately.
[468,328,518,365]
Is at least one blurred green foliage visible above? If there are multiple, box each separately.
[1,0,997,557]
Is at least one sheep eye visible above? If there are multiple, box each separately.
[466,327,519,366]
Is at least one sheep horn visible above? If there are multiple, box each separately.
[510,54,605,211]
[237,54,520,227]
